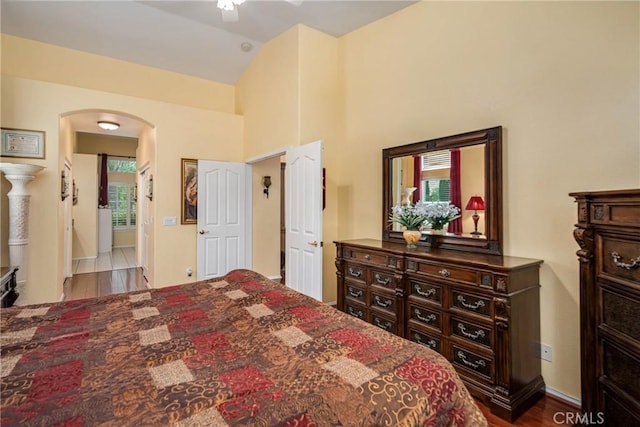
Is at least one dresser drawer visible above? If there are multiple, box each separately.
[451,317,492,348]
[371,312,398,334]
[370,269,395,290]
[451,290,492,318]
[602,288,640,342]
[344,262,366,282]
[408,278,442,306]
[344,281,367,305]
[344,301,368,321]
[344,247,397,269]
[600,236,640,284]
[407,303,442,331]
[370,290,398,315]
[410,259,478,287]
[603,341,640,404]
[451,344,494,381]
[408,328,442,353]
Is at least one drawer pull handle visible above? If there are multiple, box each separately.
[415,310,436,324]
[347,307,364,318]
[364,254,371,260]
[374,274,391,285]
[415,286,436,298]
[439,269,450,278]
[457,351,486,369]
[414,334,437,349]
[457,295,486,311]
[348,268,362,278]
[611,252,640,270]
[348,288,363,298]
[374,296,392,308]
[458,324,486,340]
[374,318,393,330]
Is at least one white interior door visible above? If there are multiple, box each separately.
[139,168,150,278]
[285,140,323,301]
[197,160,251,280]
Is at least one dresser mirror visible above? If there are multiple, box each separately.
[382,126,503,254]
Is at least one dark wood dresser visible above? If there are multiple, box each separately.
[0,266,19,308]
[571,189,640,424]
[334,239,544,421]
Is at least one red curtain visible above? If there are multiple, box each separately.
[412,155,422,203]
[448,149,462,234]
[98,154,108,207]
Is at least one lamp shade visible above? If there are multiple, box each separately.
[465,196,485,211]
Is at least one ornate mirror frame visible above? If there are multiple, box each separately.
[382,126,503,255]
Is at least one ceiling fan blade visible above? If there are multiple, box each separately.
[221,8,238,22]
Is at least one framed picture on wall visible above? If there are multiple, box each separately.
[181,158,198,224]
[1,128,46,159]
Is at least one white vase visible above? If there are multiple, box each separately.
[402,187,417,206]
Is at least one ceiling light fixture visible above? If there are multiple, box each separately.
[97,121,120,131]
[217,0,244,11]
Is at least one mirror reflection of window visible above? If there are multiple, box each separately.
[421,150,451,202]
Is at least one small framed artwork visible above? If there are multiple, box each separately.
[1,128,46,159]
[181,159,198,224]
[61,170,70,201]
[146,175,153,201]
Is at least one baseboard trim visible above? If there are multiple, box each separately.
[545,386,581,408]
[72,256,97,261]
[267,275,282,281]
[326,301,337,307]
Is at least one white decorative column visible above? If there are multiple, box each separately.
[0,163,45,303]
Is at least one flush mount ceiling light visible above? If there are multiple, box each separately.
[97,121,120,131]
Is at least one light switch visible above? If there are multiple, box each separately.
[163,216,177,226]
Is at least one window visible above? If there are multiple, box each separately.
[422,150,451,202]
[107,159,136,173]
[108,183,137,229]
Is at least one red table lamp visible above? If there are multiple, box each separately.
[465,196,485,235]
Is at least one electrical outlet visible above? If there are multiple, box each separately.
[186,268,193,277]
[540,343,552,362]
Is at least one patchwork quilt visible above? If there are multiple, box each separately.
[1,269,487,426]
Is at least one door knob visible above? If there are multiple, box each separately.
[199,230,209,235]
[308,240,318,247]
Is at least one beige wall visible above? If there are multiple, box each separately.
[338,1,639,400]
[1,73,243,302]
[2,35,235,114]
[251,156,281,277]
[72,153,98,259]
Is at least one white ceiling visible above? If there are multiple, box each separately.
[1,0,416,85]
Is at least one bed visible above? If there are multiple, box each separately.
[1,269,487,426]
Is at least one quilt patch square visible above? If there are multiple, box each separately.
[149,360,194,389]
[245,303,274,318]
[1,327,37,346]
[30,360,83,399]
[130,292,151,302]
[328,328,376,352]
[274,326,312,347]
[225,290,249,300]
[210,280,230,289]
[0,354,21,377]
[174,407,229,427]
[219,366,273,395]
[132,306,160,320]
[322,356,379,388]
[139,325,172,346]
[16,307,50,318]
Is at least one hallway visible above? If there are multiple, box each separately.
[72,247,136,273]
[64,267,147,300]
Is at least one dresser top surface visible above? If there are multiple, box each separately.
[335,239,543,269]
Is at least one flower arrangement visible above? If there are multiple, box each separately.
[422,201,461,230]
[390,201,460,231]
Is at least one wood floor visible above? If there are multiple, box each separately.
[64,267,148,300]
[63,269,578,426]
